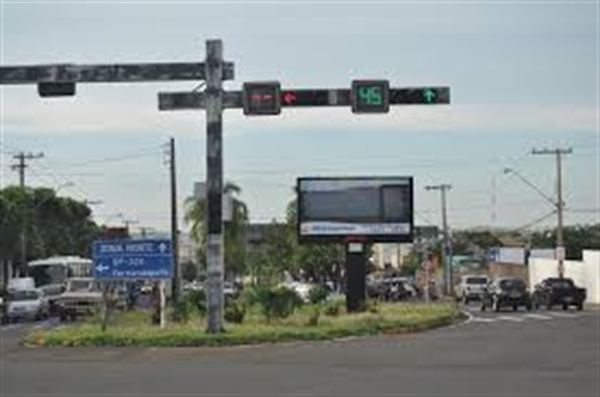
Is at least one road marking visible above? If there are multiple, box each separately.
[471,317,496,323]
[1,324,22,332]
[498,315,524,322]
[523,314,553,320]
[547,312,579,318]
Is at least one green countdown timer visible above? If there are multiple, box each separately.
[351,80,389,113]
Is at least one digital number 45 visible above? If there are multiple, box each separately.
[351,80,389,113]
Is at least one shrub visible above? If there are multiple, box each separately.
[366,299,380,314]
[172,298,191,324]
[186,289,207,316]
[306,305,321,327]
[250,285,304,322]
[308,285,329,305]
[224,299,246,324]
[324,300,342,317]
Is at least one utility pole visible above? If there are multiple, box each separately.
[167,137,181,314]
[122,219,138,238]
[532,147,572,278]
[425,184,452,296]
[205,40,225,333]
[11,151,44,276]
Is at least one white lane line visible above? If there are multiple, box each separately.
[498,315,524,322]
[523,314,553,320]
[546,312,579,318]
[471,317,497,323]
[1,324,22,332]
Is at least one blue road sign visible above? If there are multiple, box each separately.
[92,239,173,279]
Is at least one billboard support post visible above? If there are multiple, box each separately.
[345,241,367,313]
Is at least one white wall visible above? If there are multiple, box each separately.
[528,250,600,304]
[583,250,600,305]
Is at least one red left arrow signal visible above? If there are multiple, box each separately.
[282,91,297,105]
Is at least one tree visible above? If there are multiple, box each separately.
[184,182,249,278]
[0,186,101,274]
[285,199,348,290]
[529,224,600,260]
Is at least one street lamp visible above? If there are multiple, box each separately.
[503,168,555,208]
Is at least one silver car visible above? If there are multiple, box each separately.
[6,289,49,322]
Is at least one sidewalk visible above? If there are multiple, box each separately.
[584,303,600,311]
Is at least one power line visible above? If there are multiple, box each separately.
[47,148,163,169]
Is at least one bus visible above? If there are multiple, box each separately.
[27,256,93,296]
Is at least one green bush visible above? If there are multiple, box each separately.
[186,289,207,316]
[308,285,329,305]
[306,305,321,327]
[366,299,380,314]
[172,298,191,324]
[324,300,342,317]
[224,299,246,324]
[249,285,304,322]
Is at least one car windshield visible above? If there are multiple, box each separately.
[499,279,525,290]
[9,290,40,301]
[548,279,574,288]
[466,277,487,284]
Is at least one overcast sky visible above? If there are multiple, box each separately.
[1,0,598,234]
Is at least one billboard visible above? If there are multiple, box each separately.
[297,176,414,243]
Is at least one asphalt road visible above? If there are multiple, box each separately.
[1,306,598,397]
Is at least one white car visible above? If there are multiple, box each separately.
[455,275,489,304]
[6,288,49,322]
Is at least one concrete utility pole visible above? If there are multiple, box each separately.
[425,184,452,296]
[205,40,226,333]
[532,147,572,278]
[167,137,181,315]
[11,151,44,275]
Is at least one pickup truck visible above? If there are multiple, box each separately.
[531,277,586,311]
[54,278,126,321]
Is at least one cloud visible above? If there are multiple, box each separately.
[1,94,596,137]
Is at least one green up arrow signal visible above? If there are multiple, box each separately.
[423,88,436,104]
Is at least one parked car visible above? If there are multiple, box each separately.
[481,278,532,312]
[5,288,49,322]
[55,278,125,321]
[455,275,489,304]
[367,277,412,302]
[531,277,586,311]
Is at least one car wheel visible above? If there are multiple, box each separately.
[577,303,584,311]
[526,303,533,311]
[562,303,568,311]
[547,303,553,311]
[512,304,518,312]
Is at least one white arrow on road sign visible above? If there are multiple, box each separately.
[96,264,109,273]
[159,243,167,253]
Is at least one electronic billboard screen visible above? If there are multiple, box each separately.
[297,176,414,243]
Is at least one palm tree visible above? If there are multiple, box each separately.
[184,182,249,279]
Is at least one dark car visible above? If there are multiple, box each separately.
[481,278,532,312]
[532,277,586,311]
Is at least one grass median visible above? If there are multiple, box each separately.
[23,301,462,348]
